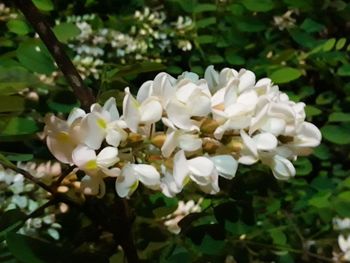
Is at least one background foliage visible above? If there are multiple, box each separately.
[1,0,350,262]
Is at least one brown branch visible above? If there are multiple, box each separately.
[13,2,139,261]
[13,0,95,111]
[1,163,54,194]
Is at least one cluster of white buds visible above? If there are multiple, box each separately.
[0,3,17,22]
[44,66,321,198]
[0,163,62,239]
[56,8,193,79]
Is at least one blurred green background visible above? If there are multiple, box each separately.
[1,0,350,262]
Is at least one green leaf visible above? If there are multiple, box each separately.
[241,0,274,12]
[0,153,17,170]
[53,23,81,43]
[48,90,79,114]
[305,105,322,117]
[337,64,350,76]
[0,96,25,113]
[208,54,224,64]
[269,229,287,245]
[300,19,324,33]
[7,20,30,36]
[6,233,67,263]
[269,67,301,84]
[196,17,216,29]
[0,209,26,242]
[32,0,54,11]
[196,35,216,44]
[165,246,190,263]
[193,4,217,13]
[309,191,331,208]
[225,49,245,65]
[294,158,312,176]
[16,42,56,74]
[323,38,336,51]
[321,124,350,144]
[329,112,350,122]
[0,152,34,162]
[0,117,38,137]
[198,235,225,255]
[236,20,266,32]
[175,0,196,13]
[336,38,347,50]
[312,144,331,160]
[0,66,38,95]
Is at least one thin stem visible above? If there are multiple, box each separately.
[13,0,95,111]
[13,2,138,261]
[51,165,75,189]
[1,163,53,194]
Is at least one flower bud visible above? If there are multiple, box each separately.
[201,118,219,134]
[226,138,243,153]
[151,134,167,148]
[128,133,143,143]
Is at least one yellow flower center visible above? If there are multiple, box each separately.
[85,160,98,170]
[97,118,107,129]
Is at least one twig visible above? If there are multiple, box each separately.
[13,2,139,261]
[51,165,75,189]
[1,163,53,194]
[13,0,95,111]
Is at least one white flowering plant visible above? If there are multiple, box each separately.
[2,0,350,262]
[44,66,321,200]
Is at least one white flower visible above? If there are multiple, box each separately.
[165,79,211,131]
[161,117,202,158]
[239,130,278,165]
[210,68,258,139]
[333,218,350,231]
[338,234,350,261]
[123,87,163,133]
[81,97,127,150]
[45,108,86,164]
[161,150,238,197]
[115,164,160,198]
[72,145,120,197]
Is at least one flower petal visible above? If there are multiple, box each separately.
[270,155,295,180]
[133,164,160,187]
[72,145,97,171]
[252,132,278,151]
[103,97,119,120]
[204,65,219,91]
[97,146,119,168]
[211,155,238,179]
[161,130,179,158]
[123,88,140,133]
[115,165,138,198]
[178,134,202,152]
[173,150,189,188]
[67,108,86,125]
[238,69,255,93]
[139,98,163,124]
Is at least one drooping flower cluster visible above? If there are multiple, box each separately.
[0,163,62,240]
[44,66,321,198]
[55,8,194,79]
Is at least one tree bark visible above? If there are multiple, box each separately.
[14,1,139,261]
[14,0,95,111]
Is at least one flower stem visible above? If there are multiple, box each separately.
[13,0,95,111]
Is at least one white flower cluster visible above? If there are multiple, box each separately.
[0,3,17,22]
[57,8,193,79]
[44,66,321,199]
[0,163,62,239]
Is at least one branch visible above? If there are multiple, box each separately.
[13,0,95,111]
[1,163,54,194]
